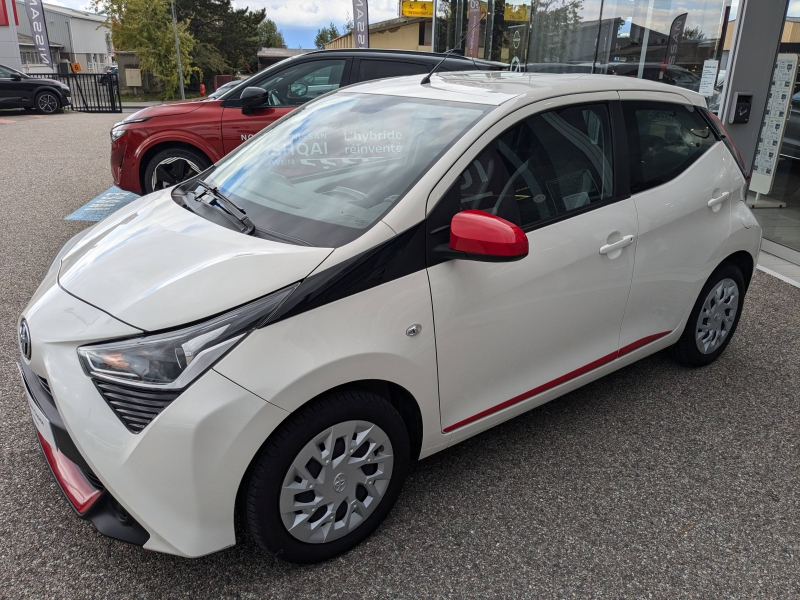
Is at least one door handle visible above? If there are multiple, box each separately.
[599,235,634,255]
[708,192,730,208]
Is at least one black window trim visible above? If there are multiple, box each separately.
[622,99,722,195]
[697,105,748,179]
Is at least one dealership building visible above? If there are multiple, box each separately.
[0,0,111,73]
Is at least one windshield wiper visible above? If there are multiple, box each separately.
[194,179,255,235]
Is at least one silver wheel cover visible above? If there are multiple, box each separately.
[38,93,58,113]
[150,156,202,191]
[696,277,739,354]
[279,420,394,544]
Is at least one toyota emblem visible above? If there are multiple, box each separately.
[19,318,31,360]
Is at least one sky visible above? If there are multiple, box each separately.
[46,0,402,49]
[42,0,800,49]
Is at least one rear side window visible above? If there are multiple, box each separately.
[623,101,717,194]
[357,60,430,82]
[445,103,615,230]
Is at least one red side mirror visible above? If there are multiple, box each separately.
[448,210,528,262]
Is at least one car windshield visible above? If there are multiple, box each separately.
[201,92,489,247]
[208,80,241,98]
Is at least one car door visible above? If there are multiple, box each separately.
[353,58,432,83]
[617,99,732,350]
[427,96,639,439]
[0,64,26,107]
[220,58,350,154]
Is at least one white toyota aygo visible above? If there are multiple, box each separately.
[18,72,761,563]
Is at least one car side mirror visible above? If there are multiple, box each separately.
[434,210,529,262]
[240,86,268,113]
[11,73,22,81]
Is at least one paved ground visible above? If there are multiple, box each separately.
[1,111,799,598]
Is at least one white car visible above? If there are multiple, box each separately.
[18,72,760,563]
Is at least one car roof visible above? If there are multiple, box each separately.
[345,71,706,107]
[300,47,505,67]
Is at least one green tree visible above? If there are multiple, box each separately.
[528,0,584,64]
[314,22,340,49]
[92,0,199,98]
[683,26,706,41]
[258,17,287,48]
[176,0,265,83]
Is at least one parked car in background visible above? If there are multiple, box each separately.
[0,63,71,114]
[109,49,506,194]
[526,61,702,93]
[24,72,759,563]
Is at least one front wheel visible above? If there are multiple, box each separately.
[671,262,745,367]
[143,147,210,193]
[34,91,60,115]
[244,389,411,563]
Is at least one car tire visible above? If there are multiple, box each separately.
[143,147,210,193]
[671,262,745,367]
[244,389,411,564]
[34,91,60,115]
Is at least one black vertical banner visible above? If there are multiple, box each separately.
[662,12,687,75]
[352,0,369,48]
[24,0,53,70]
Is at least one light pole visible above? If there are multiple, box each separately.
[170,0,185,100]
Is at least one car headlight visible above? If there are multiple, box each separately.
[110,128,126,142]
[77,284,297,390]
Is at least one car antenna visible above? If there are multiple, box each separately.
[421,18,483,86]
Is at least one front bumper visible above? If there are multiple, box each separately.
[20,280,290,557]
[19,359,149,545]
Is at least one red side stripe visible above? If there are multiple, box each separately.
[12,0,18,26]
[619,331,671,357]
[442,331,672,433]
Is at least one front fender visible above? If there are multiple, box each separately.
[214,270,450,459]
[133,130,222,167]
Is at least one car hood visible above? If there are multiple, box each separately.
[58,190,333,331]
[125,99,211,120]
[34,77,68,89]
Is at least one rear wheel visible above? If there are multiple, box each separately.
[244,389,410,563]
[671,262,745,367]
[143,147,210,193]
[34,91,60,115]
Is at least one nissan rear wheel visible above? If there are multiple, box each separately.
[143,147,210,193]
[671,262,745,367]
[35,91,60,115]
[244,389,410,563]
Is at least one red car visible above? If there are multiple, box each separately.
[111,49,505,194]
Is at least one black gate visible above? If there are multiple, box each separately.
[28,72,122,113]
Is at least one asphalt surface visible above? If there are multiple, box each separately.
[1,110,799,599]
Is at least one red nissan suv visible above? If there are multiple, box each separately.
[110,49,505,194]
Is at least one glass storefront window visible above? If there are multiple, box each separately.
[434,0,729,96]
[526,0,602,71]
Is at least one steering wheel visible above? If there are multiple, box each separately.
[267,88,284,106]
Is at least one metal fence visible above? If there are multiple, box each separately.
[28,72,122,113]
